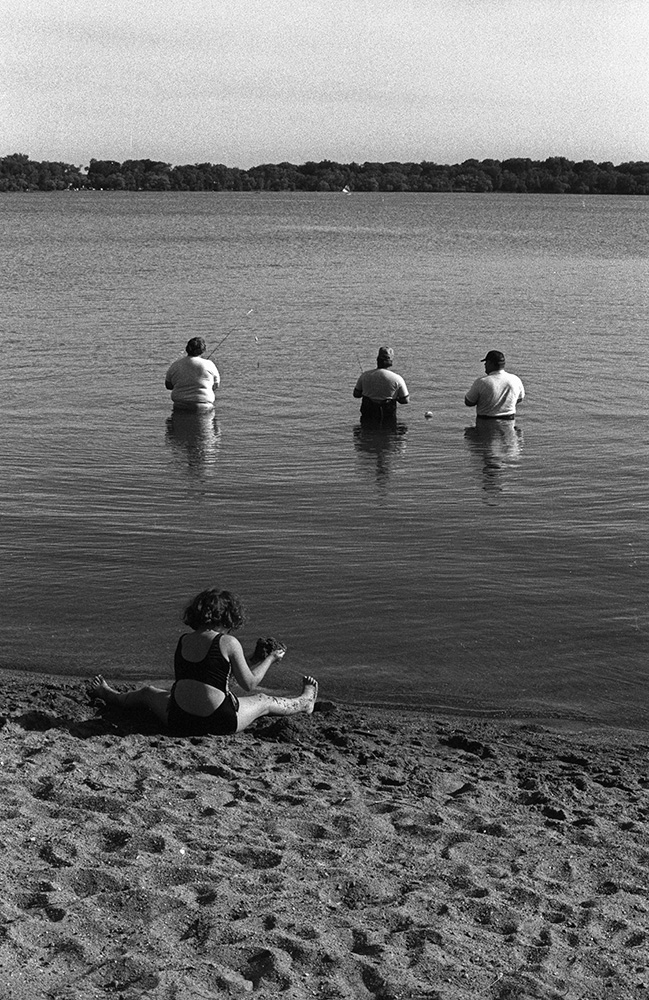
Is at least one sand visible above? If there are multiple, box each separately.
[0,673,648,999]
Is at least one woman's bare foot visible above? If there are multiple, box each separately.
[87,675,120,705]
[302,675,318,713]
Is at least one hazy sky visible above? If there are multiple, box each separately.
[4,0,647,167]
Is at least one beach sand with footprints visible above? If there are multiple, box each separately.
[1,672,648,999]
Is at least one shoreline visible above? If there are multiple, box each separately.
[2,668,648,739]
[1,674,649,997]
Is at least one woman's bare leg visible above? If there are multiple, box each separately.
[235,675,318,733]
[88,675,170,724]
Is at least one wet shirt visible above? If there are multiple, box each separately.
[354,368,409,403]
[165,356,220,406]
[464,369,525,417]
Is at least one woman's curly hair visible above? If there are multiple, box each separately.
[183,588,247,632]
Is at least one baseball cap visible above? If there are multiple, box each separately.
[377,346,394,363]
[480,350,505,365]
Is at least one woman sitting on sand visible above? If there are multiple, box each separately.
[89,587,318,735]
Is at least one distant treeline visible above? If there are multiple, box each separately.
[2,152,649,194]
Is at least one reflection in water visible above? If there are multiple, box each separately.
[165,409,221,477]
[352,421,408,488]
[464,420,524,497]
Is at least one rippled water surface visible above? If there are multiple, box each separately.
[2,192,648,726]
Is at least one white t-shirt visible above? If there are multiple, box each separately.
[465,369,525,417]
[355,368,409,403]
[165,356,220,406]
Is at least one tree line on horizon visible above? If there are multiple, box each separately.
[1,152,648,195]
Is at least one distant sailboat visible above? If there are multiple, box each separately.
[341,184,352,195]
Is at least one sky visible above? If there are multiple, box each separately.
[3,0,648,168]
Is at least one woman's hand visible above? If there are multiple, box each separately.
[232,635,287,691]
[251,636,287,665]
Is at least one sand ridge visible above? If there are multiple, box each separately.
[0,675,648,998]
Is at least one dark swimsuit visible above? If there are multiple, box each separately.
[167,633,240,736]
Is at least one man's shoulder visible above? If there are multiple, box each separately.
[192,356,216,372]
[492,369,521,383]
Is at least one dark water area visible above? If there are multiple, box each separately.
[2,191,648,728]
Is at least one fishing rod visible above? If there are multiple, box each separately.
[205,332,231,360]
[206,308,254,360]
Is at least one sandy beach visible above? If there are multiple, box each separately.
[1,673,648,999]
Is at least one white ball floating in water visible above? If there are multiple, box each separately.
[424,411,433,419]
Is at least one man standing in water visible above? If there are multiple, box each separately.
[464,350,525,420]
[165,337,220,411]
[353,346,410,424]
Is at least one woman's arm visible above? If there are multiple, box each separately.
[221,634,285,692]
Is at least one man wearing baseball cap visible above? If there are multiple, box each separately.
[464,350,525,420]
[353,346,410,424]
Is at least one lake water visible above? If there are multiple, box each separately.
[2,191,648,728]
